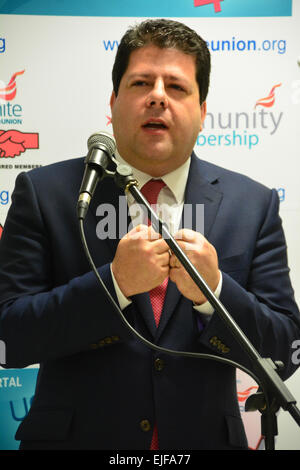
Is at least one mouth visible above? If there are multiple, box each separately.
[142,119,169,131]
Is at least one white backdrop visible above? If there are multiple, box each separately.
[0,0,299,450]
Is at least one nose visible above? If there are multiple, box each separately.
[146,78,168,109]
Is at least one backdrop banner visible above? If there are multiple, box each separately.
[0,0,299,451]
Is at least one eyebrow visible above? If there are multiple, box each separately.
[127,73,190,85]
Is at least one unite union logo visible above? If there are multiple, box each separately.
[0,70,25,101]
[0,70,25,126]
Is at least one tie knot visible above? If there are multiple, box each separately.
[141,179,166,206]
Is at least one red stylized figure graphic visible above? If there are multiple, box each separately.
[0,130,39,158]
[0,224,3,239]
[194,0,224,13]
[255,83,282,108]
[0,70,25,101]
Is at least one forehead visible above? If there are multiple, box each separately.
[124,44,197,81]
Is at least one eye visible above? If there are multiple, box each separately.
[132,80,148,87]
[169,84,185,92]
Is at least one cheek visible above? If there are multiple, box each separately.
[178,117,202,146]
[177,103,202,130]
[111,101,122,125]
[111,105,128,137]
[190,113,203,138]
[112,98,139,129]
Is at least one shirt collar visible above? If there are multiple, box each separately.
[114,149,191,204]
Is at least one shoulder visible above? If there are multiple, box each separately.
[27,157,84,182]
[193,154,274,202]
[15,157,85,193]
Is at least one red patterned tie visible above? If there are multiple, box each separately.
[141,179,169,326]
[141,179,168,450]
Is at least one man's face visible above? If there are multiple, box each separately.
[110,44,206,177]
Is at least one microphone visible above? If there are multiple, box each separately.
[77,132,116,220]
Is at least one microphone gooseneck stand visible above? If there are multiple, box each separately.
[78,161,300,451]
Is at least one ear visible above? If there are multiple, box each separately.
[110,91,116,111]
[199,101,207,132]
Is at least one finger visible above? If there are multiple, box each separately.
[125,224,149,239]
[174,236,205,253]
[157,251,171,267]
[150,238,169,254]
[127,224,161,241]
[174,228,205,244]
[169,266,182,284]
[147,224,162,241]
[170,254,182,268]
[170,239,191,254]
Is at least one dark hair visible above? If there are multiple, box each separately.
[112,19,211,104]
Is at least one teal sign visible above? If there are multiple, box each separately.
[0,368,38,450]
[0,0,293,17]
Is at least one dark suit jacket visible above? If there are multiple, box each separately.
[0,153,299,450]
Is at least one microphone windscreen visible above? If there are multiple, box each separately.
[87,132,116,157]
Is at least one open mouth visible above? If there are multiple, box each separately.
[142,120,168,130]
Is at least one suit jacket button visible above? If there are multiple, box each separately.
[140,419,151,432]
[154,358,165,371]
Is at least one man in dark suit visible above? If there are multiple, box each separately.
[0,19,299,450]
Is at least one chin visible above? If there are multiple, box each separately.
[143,145,173,160]
[143,154,171,169]
[142,157,176,177]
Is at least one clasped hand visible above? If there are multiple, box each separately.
[112,225,220,305]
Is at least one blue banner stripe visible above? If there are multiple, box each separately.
[0,0,293,17]
[0,368,38,450]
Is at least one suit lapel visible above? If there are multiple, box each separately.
[183,154,223,241]
[89,176,128,257]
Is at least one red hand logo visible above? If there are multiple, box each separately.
[0,130,39,158]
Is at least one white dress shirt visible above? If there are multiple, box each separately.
[110,150,222,317]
